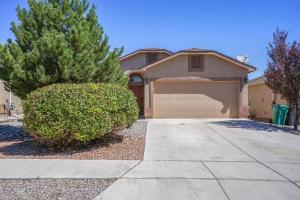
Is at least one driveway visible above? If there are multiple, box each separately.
[96,119,300,200]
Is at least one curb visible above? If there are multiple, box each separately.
[0,118,23,123]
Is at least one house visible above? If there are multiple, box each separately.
[120,48,256,118]
[0,80,23,115]
[248,76,287,122]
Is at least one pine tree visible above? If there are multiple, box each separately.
[0,0,127,99]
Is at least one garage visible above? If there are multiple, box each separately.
[153,81,239,118]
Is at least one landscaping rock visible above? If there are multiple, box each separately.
[0,179,115,200]
[0,120,147,160]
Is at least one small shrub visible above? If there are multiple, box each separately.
[23,83,139,146]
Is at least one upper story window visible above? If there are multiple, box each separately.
[146,53,159,64]
[188,55,204,72]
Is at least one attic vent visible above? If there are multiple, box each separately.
[146,53,159,64]
[188,55,204,72]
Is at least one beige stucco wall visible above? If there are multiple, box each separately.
[0,80,23,114]
[249,83,287,120]
[145,55,248,78]
[144,54,249,118]
[120,52,170,71]
[121,53,146,71]
[158,53,169,60]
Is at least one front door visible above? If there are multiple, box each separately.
[129,85,144,114]
[129,74,144,115]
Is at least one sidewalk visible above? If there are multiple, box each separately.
[0,159,140,179]
[0,114,23,123]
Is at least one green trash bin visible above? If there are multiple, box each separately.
[272,104,279,124]
[272,104,289,126]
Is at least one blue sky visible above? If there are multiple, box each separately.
[1,0,299,79]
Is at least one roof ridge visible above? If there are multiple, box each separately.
[120,48,173,60]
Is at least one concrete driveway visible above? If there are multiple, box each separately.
[96,119,300,200]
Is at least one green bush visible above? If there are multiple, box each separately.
[23,83,139,146]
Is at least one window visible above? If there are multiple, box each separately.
[146,53,159,64]
[130,75,143,83]
[188,55,204,72]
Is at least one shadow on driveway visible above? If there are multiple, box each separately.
[0,123,30,142]
[209,120,297,134]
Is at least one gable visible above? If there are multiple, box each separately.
[143,51,255,72]
[144,54,248,79]
[121,52,146,71]
[120,52,170,72]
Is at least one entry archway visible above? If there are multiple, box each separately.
[128,73,144,114]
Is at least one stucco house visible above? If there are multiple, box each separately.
[248,76,287,122]
[120,48,256,119]
[1,47,256,118]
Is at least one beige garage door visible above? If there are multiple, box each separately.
[153,81,238,118]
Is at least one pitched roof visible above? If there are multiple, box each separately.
[120,48,173,60]
[139,48,171,51]
[177,48,207,52]
[141,48,257,72]
[249,75,265,85]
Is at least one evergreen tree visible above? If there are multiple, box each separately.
[0,0,127,99]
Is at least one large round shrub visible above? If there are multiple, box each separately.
[23,83,139,146]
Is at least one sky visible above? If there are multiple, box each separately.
[1,0,299,79]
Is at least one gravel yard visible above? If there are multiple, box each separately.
[0,178,115,200]
[0,120,147,160]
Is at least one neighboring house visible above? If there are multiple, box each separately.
[248,76,287,122]
[120,48,256,118]
[0,80,23,115]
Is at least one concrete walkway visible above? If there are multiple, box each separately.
[0,114,23,123]
[96,119,300,200]
[0,159,140,179]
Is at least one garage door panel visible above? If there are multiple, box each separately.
[153,81,238,118]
